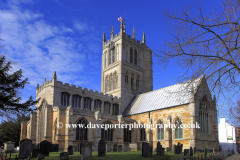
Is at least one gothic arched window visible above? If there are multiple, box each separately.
[109,74,113,91]
[84,97,92,110]
[124,125,131,142]
[112,49,115,63]
[134,49,137,65]
[125,72,128,85]
[130,47,133,63]
[105,76,108,92]
[112,103,119,115]
[76,118,88,140]
[61,92,70,106]
[94,99,102,112]
[105,52,107,67]
[131,74,134,90]
[199,97,209,133]
[116,45,119,61]
[101,121,113,141]
[140,127,146,141]
[157,121,164,140]
[104,102,111,114]
[113,72,118,90]
[175,118,183,139]
[72,95,82,109]
[136,76,140,91]
[108,51,111,65]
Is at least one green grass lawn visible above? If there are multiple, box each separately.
[5,151,213,160]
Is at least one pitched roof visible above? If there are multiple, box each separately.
[123,76,203,116]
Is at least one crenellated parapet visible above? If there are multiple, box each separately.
[36,72,121,102]
[102,20,146,51]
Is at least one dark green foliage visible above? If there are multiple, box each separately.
[0,55,39,112]
[0,114,30,146]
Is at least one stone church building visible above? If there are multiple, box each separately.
[20,20,219,152]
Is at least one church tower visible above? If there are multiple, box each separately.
[101,20,153,114]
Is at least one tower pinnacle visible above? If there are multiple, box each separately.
[132,27,135,39]
[53,71,57,80]
[142,32,145,44]
[103,32,106,43]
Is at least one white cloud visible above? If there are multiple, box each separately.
[0,2,99,89]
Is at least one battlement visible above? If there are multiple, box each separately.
[102,22,145,50]
[36,74,120,101]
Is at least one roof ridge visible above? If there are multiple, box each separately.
[138,76,202,96]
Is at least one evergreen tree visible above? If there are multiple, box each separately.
[0,114,30,146]
[0,55,38,112]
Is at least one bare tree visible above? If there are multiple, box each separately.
[155,0,240,114]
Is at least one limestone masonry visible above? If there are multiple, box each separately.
[21,20,219,152]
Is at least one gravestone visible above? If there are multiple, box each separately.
[213,148,215,154]
[60,152,68,160]
[68,145,73,155]
[39,140,51,156]
[161,148,165,156]
[4,141,15,154]
[38,153,45,160]
[194,147,196,154]
[98,139,106,157]
[32,148,39,158]
[92,145,97,151]
[50,144,59,152]
[156,141,162,156]
[107,144,112,152]
[190,147,193,158]
[173,145,177,154]
[81,142,92,160]
[113,145,117,152]
[204,148,207,157]
[118,145,122,152]
[129,143,137,151]
[78,143,84,154]
[184,149,189,160]
[142,142,149,157]
[19,139,32,158]
[149,145,153,157]
[123,144,128,152]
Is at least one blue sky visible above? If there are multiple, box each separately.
[0,0,226,118]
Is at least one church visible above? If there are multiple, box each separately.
[20,20,219,152]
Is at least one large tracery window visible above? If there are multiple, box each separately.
[104,102,111,114]
[61,92,70,106]
[76,118,88,140]
[101,121,113,141]
[112,103,119,115]
[72,95,81,109]
[94,99,102,112]
[134,49,137,65]
[84,97,92,110]
[124,125,131,142]
[175,118,183,139]
[130,47,133,63]
[199,98,209,133]
[157,121,164,140]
